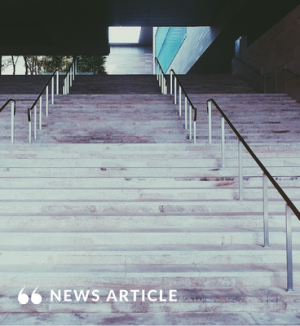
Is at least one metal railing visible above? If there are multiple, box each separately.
[155,57,198,143]
[63,57,77,95]
[155,57,168,95]
[207,98,300,292]
[233,57,267,93]
[170,69,197,143]
[282,67,300,79]
[27,70,59,144]
[0,99,16,143]
[154,57,299,291]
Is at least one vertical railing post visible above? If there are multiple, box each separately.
[29,111,32,144]
[34,106,37,140]
[46,86,49,117]
[174,78,177,105]
[51,77,54,104]
[70,71,72,89]
[263,173,269,247]
[221,117,225,167]
[11,101,14,144]
[238,140,243,201]
[75,57,78,75]
[164,77,167,95]
[185,97,188,129]
[73,60,76,80]
[56,71,59,95]
[179,87,182,116]
[170,71,173,95]
[189,105,192,140]
[39,96,42,130]
[208,100,212,144]
[285,204,294,292]
[193,118,196,144]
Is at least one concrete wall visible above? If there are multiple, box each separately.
[232,5,300,101]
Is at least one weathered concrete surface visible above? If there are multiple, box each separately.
[0,75,300,324]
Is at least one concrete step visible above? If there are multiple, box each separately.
[0,215,298,231]
[0,188,299,201]
[1,166,299,178]
[1,311,299,325]
[0,176,299,189]
[1,247,300,265]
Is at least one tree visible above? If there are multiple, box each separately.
[1,56,14,74]
[9,56,20,75]
[77,55,106,75]
[41,56,73,73]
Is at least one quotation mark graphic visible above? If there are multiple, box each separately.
[18,287,42,305]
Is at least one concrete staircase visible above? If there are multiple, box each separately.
[0,74,300,325]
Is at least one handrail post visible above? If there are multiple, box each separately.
[39,96,42,130]
[174,78,177,105]
[170,71,173,95]
[263,173,269,247]
[34,105,37,140]
[208,100,212,144]
[56,71,59,95]
[46,86,49,117]
[189,105,192,140]
[29,111,32,144]
[164,77,167,95]
[193,119,196,144]
[238,140,243,200]
[179,87,182,116]
[185,97,187,129]
[221,117,225,167]
[70,71,72,88]
[51,77,54,104]
[11,102,14,144]
[285,204,294,292]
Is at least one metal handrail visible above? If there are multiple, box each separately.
[155,57,168,95]
[233,57,267,79]
[155,57,167,79]
[63,57,77,95]
[0,99,16,114]
[170,69,197,122]
[0,99,16,143]
[207,97,299,292]
[27,69,59,143]
[154,57,198,143]
[282,67,300,79]
[170,69,198,143]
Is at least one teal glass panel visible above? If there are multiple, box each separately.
[155,27,187,72]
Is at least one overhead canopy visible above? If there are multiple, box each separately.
[0,0,227,55]
[1,0,300,56]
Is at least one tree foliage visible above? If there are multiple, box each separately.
[1,55,107,75]
[77,56,107,75]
